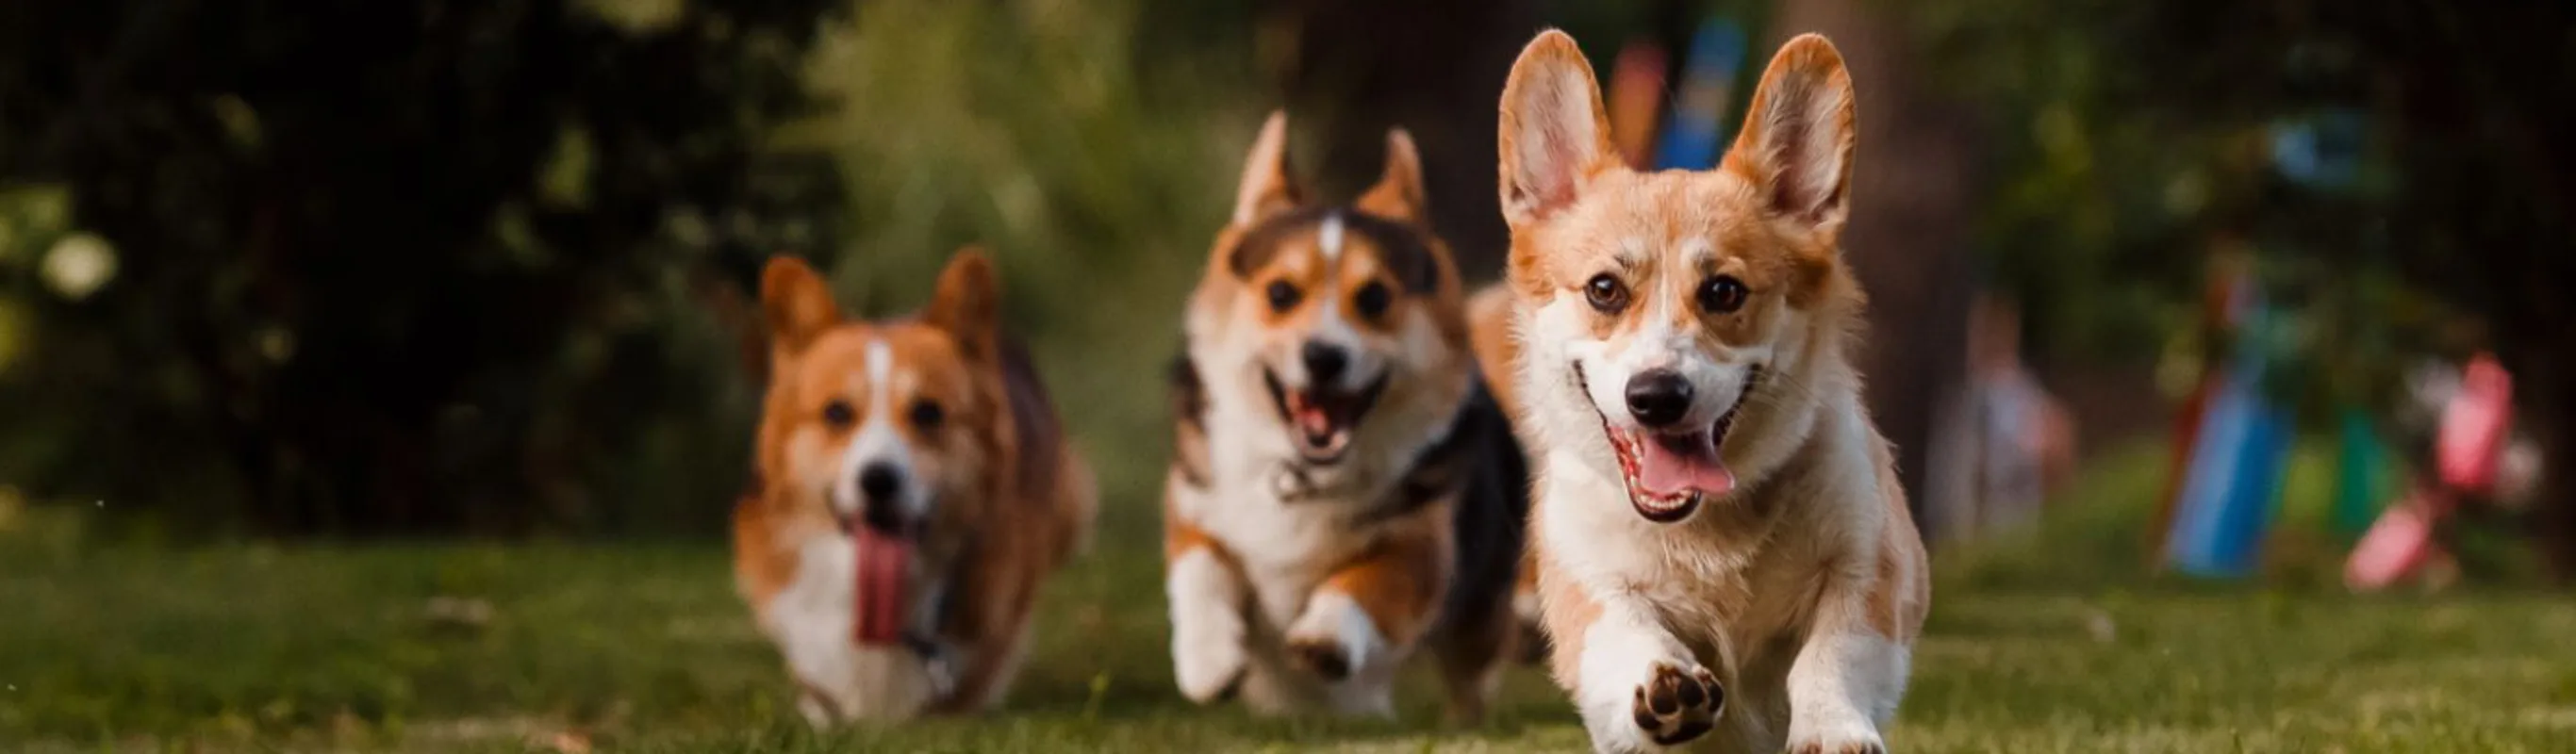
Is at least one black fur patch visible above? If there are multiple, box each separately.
[1227,205,1441,294]
[1341,377,1528,642]
[999,335,1063,505]
[1166,350,1213,489]
[1433,379,1529,641]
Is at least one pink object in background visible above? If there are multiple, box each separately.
[2345,493,2441,590]
[2436,353,2511,493]
[2344,352,2514,592]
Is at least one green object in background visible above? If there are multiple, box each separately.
[2332,409,2387,539]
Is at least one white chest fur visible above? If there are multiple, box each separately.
[764,534,939,723]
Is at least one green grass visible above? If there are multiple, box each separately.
[6,444,2576,752]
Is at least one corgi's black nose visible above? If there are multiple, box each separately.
[1625,370,1694,428]
[856,463,905,533]
[1301,341,1349,385]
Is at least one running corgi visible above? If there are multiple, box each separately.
[1489,30,1929,753]
[1163,112,1529,721]
[733,250,1095,724]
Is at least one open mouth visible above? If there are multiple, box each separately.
[1263,369,1389,465]
[1577,364,1761,523]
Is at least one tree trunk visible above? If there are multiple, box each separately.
[1256,0,1536,279]
[1766,0,1979,537]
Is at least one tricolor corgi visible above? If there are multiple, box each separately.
[1487,31,1930,753]
[733,250,1095,724]
[1162,111,1530,720]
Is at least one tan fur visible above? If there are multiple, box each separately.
[734,251,1092,724]
[1313,508,1451,648]
[1497,30,1927,753]
[1467,286,1525,423]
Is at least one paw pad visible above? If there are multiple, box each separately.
[1629,662,1723,746]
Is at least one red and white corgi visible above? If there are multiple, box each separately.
[1162,112,1530,720]
[733,250,1095,724]
[1486,31,1930,752]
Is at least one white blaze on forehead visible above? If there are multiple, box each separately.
[864,338,892,408]
[1679,237,1714,264]
[836,336,924,519]
[1317,211,1346,265]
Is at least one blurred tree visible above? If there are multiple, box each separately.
[1771,0,1978,533]
[1254,0,1535,276]
[0,0,843,535]
[1908,1,2576,579]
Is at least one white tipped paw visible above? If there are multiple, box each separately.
[1630,662,1724,746]
[1787,714,1886,754]
[1787,737,1886,754]
[1171,617,1247,703]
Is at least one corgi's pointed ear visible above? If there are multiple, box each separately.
[1357,127,1428,226]
[1723,34,1857,237]
[1231,110,1300,226]
[926,246,1000,361]
[761,256,839,356]
[1498,29,1614,229]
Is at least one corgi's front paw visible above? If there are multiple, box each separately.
[1284,591,1384,682]
[1787,737,1886,754]
[1629,661,1724,746]
[1787,713,1885,754]
[1170,608,1247,703]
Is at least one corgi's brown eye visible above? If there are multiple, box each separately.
[1265,280,1302,313]
[1352,281,1392,320]
[1698,275,1749,314]
[821,400,856,429]
[1584,273,1629,313]
[908,399,945,432]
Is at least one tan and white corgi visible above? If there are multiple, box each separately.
[733,250,1095,724]
[1486,30,1929,753]
[1162,111,1530,721]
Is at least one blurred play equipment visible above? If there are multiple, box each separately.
[2149,253,2249,563]
[2330,409,2394,539]
[1606,42,1668,169]
[1651,18,1747,171]
[2162,318,2295,577]
[2344,353,2524,591]
[2160,259,2297,579]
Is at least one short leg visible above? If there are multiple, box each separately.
[1547,571,1724,753]
[1165,519,1248,703]
[1782,575,1912,753]
[1283,520,1447,687]
[1787,485,1929,754]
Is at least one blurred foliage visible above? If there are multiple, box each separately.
[0,0,847,536]
[1901,1,2574,409]
[783,0,1261,522]
[0,0,1270,538]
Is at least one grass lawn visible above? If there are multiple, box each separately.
[5,445,2574,752]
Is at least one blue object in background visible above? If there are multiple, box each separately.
[2270,108,2370,191]
[2166,304,2295,578]
[1652,19,1747,171]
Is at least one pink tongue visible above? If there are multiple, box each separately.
[851,528,911,647]
[1635,435,1735,500]
[1295,400,1333,437]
